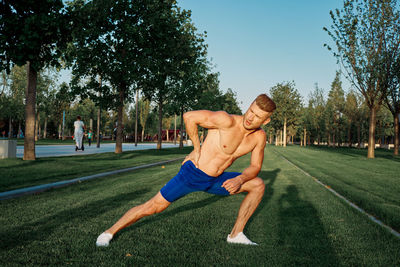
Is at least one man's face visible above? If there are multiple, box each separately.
[243,102,272,130]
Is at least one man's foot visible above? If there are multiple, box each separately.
[75,146,78,151]
[227,232,258,245]
[96,232,113,247]
[82,145,84,151]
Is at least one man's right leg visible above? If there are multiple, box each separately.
[96,192,170,246]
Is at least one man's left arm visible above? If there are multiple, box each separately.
[222,132,266,194]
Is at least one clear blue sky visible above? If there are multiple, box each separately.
[178,0,350,112]
[60,0,349,112]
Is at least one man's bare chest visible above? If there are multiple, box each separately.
[217,129,255,156]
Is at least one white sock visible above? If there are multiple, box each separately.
[96,232,113,247]
[227,232,258,245]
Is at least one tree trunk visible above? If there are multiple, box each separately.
[283,118,287,147]
[135,88,138,147]
[393,112,399,156]
[58,124,61,139]
[174,114,177,145]
[141,128,145,142]
[348,119,352,147]
[23,62,37,160]
[166,127,169,142]
[179,109,184,149]
[96,106,101,148]
[35,111,40,141]
[62,110,66,140]
[157,99,163,150]
[96,80,101,148]
[115,88,124,154]
[44,117,47,139]
[17,122,21,139]
[8,117,12,138]
[367,106,377,158]
[303,128,306,147]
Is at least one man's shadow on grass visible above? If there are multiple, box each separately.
[277,185,339,266]
[0,188,151,250]
[247,168,280,226]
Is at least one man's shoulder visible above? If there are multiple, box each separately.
[252,128,267,146]
[212,111,235,128]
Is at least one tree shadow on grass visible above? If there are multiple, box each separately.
[278,185,339,266]
[0,188,150,250]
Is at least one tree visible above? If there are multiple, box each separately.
[326,72,345,147]
[1,0,70,159]
[308,83,326,145]
[270,81,302,147]
[164,21,208,149]
[324,0,400,158]
[53,82,72,139]
[221,88,242,115]
[6,66,25,137]
[343,90,360,146]
[141,1,206,149]
[383,8,400,155]
[139,98,151,142]
[68,0,146,153]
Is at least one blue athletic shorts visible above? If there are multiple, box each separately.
[160,160,241,202]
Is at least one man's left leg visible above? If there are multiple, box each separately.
[228,177,265,244]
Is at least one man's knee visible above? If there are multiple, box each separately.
[249,177,265,194]
[143,192,170,215]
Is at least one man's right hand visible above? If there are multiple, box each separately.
[182,150,201,168]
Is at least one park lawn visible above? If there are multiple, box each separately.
[0,147,191,192]
[271,145,400,234]
[0,148,399,266]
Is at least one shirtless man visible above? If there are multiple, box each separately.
[96,94,276,246]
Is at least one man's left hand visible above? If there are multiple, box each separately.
[222,176,244,194]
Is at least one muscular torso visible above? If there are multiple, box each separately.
[189,115,262,176]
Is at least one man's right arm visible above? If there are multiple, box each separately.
[183,110,234,167]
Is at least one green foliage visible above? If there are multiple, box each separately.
[221,88,242,115]
[307,83,326,143]
[269,81,302,130]
[0,0,70,72]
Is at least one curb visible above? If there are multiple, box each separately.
[0,157,184,201]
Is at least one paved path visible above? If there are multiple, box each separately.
[17,143,184,158]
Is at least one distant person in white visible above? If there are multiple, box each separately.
[74,116,86,151]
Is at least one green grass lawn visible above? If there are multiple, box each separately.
[0,147,191,192]
[271,145,400,234]
[0,147,399,266]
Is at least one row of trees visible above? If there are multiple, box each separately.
[268,0,400,158]
[266,71,398,157]
[323,0,400,158]
[0,0,242,160]
[0,65,242,146]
